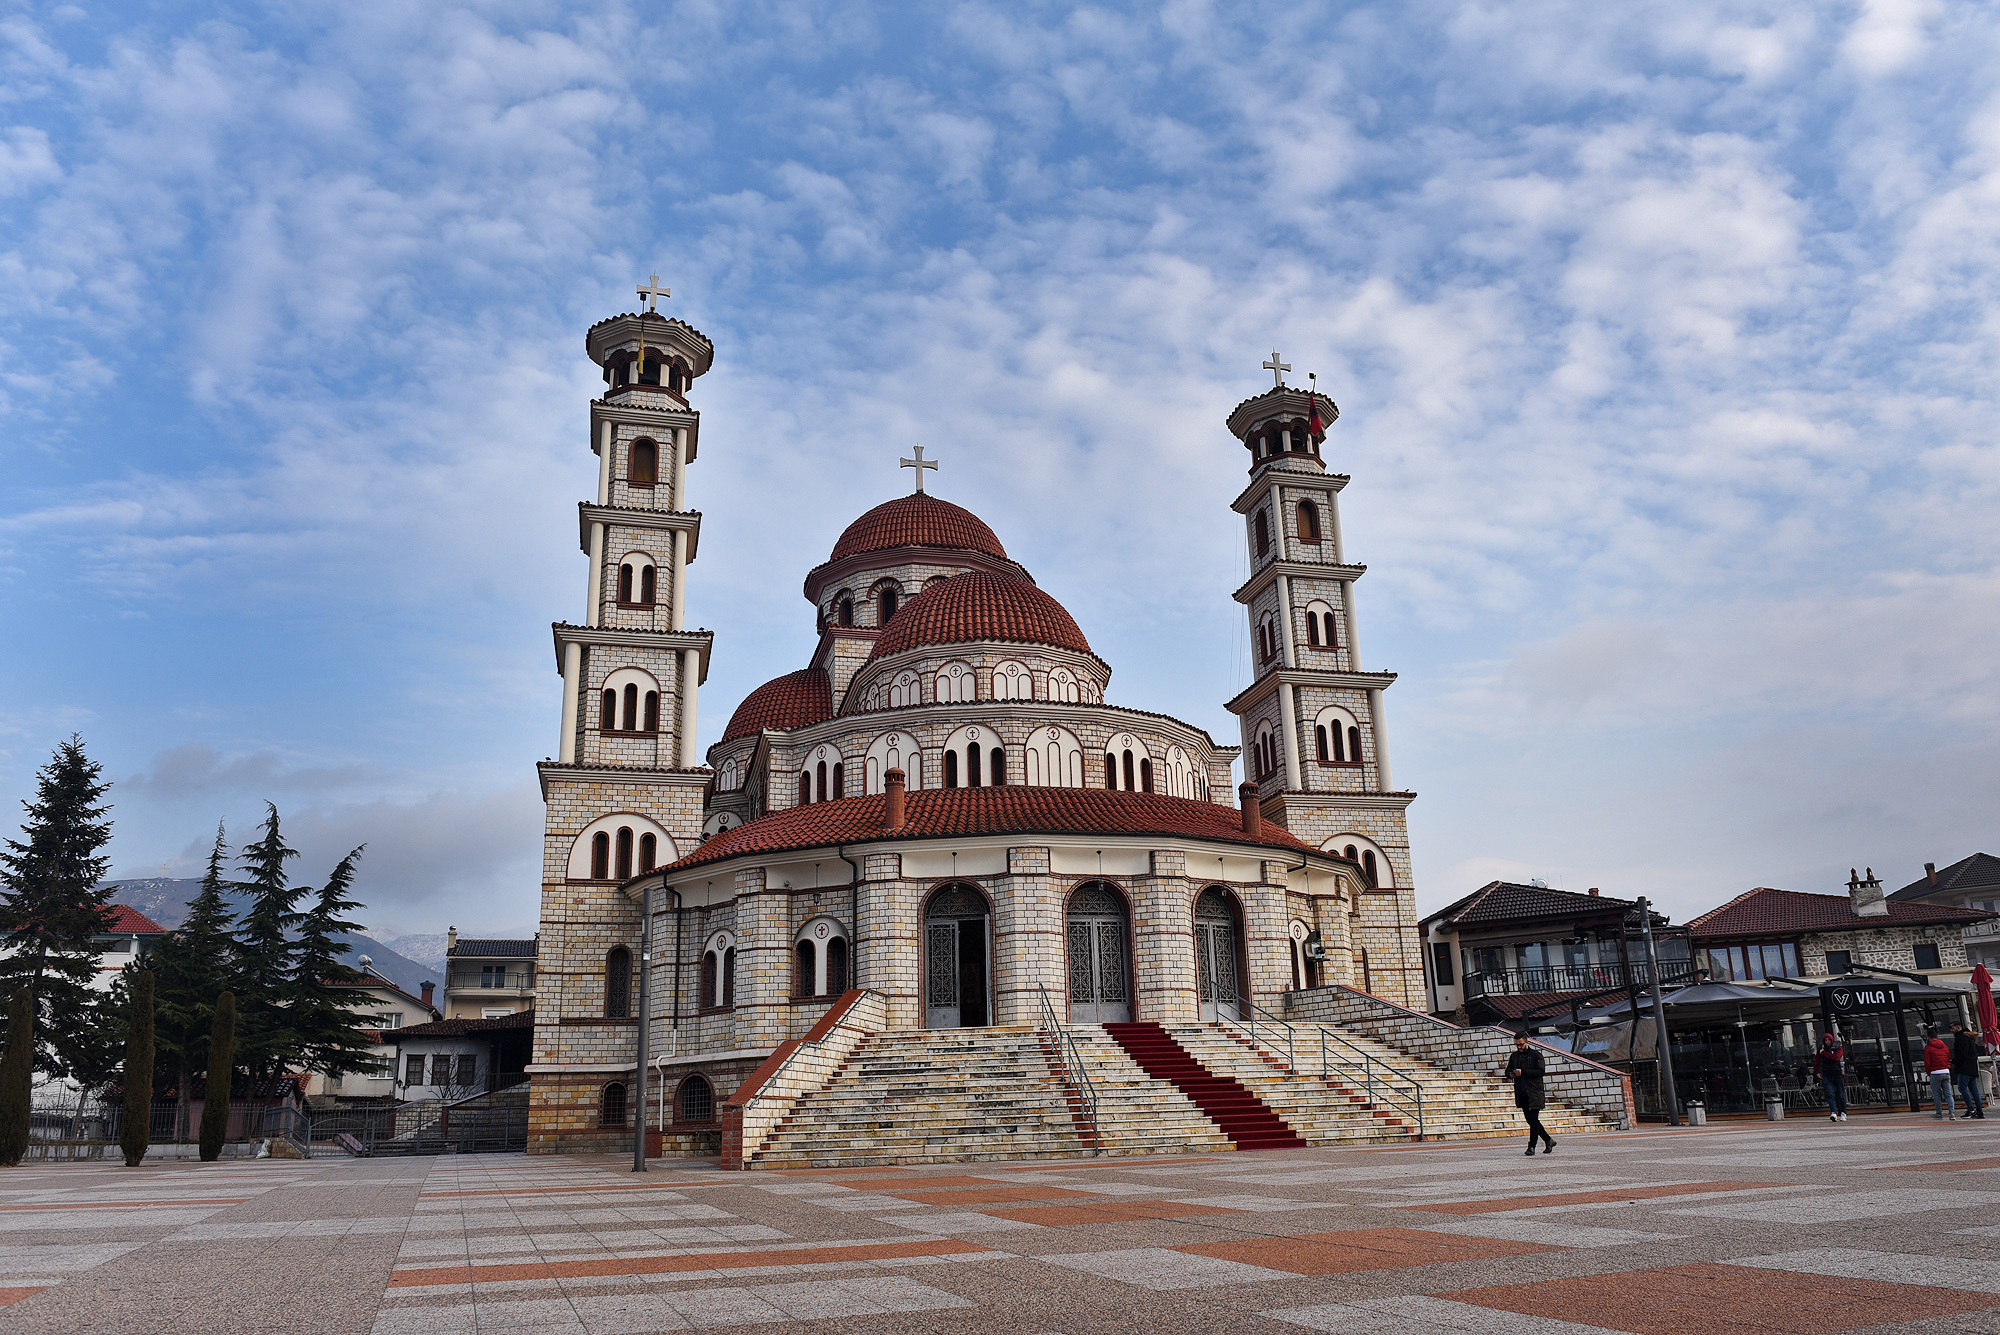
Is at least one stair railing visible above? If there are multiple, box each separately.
[1224,997,1426,1140]
[1036,986,1101,1153]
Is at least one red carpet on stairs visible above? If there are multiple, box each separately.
[1104,1022,1307,1150]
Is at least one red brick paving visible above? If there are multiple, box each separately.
[0,1288,50,1306]
[883,1184,1100,1205]
[1407,1181,1779,1214]
[1180,1227,1556,1275]
[386,1237,987,1288]
[982,1198,1247,1225]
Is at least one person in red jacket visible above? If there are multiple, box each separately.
[1925,1030,1958,1120]
[1816,1031,1848,1122]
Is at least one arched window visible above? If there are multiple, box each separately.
[1363,849,1379,886]
[993,660,1032,700]
[838,596,854,627]
[1258,613,1278,664]
[723,947,736,1006]
[601,1082,627,1126]
[795,939,816,997]
[1327,833,1395,889]
[638,833,656,873]
[832,762,844,797]
[618,563,634,602]
[1023,725,1085,787]
[1305,600,1338,650]
[677,1075,714,1124]
[795,917,850,997]
[591,831,610,880]
[1140,757,1153,792]
[615,827,633,880]
[944,749,960,788]
[1291,419,1312,453]
[623,683,639,730]
[865,731,923,793]
[1298,500,1321,542]
[639,565,656,605]
[643,691,659,733]
[1254,721,1277,779]
[935,661,974,702]
[702,933,736,1008]
[1254,510,1271,557]
[828,936,849,993]
[888,671,922,708]
[1047,666,1081,703]
[877,584,900,624]
[605,946,631,1018]
[1104,752,1117,788]
[629,440,657,485]
[601,688,617,730]
[672,1075,713,1124]
[1314,705,1362,766]
[1349,725,1362,762]
[1316,725,1329,763]
[700,951,718,1007]
[1163,745,1197,799]
[799,773,811,805]
[1122,750,1136,791]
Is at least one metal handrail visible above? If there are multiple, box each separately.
[1225,995,1426,1140]
[1036,986,1101,1153]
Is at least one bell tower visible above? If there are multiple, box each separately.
[529,279,718,1149]
[1220,353,1423,1007]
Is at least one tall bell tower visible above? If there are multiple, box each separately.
[529,280,717,1149]
[1221,353,1423,1007]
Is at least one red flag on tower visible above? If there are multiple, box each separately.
[1308,375,1327,443]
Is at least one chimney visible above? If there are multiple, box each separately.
[1588,887,1600,897]
[884,768,906,831]
[420,980,435,1007]
[447,926,458,951]
[1238,782,1261,838]
[1848,866,1889,918]
[1927,862,1938,887]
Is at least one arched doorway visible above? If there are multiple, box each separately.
[1066,882,1131,1023]
[1194,887,1243,1021]
[924,884,990,1028]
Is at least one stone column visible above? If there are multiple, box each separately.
[999,847,1054,1024]
[1135,850,1195,1022]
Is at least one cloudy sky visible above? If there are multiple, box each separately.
[2,0,1994,939]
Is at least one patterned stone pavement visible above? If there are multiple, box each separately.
[10,1114,2000,1333]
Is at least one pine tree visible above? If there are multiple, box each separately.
[119,969,155,1167]
[197,991,236,1163]
[290,847,381,1083]
[0,737,114,1077]
[0,990,32,1167]
[233,806,301,1081]
[153,824,237,1137]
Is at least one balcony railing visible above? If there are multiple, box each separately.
[445,971,535,993]
[1464,959,1696,999]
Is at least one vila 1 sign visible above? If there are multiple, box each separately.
[1821,981,1901,1016]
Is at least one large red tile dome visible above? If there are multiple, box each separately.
[830,494,1008,563]
[867,571,1090,661]
[721,668,832,742]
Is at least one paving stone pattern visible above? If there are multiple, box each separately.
[12,1114,2000,1332]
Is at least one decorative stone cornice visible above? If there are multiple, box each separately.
[578,503,701,559]
[843,640,1112,708]
[535,760,713,802]
[1225,668,1397,715]
[1231,469,1349,514]
[550,623,713,680]
[584,312,714,377]
[589,399,700,462]
[1233,559,1366,604]
[802,545,1033,604]
[1225,386,1339,440]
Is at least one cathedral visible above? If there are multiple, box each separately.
[526,295,1423,1152]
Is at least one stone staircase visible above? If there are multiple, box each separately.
[1061,1027,1234,1156]
[1104,1022,1306,1150]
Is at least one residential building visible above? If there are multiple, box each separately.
[302,972,440,1104]
[1890,853,2000,972]
[442,929,537,1019]
[1420,882,1691,1027]
[393,1011,535,1101]
[92,905,169,992]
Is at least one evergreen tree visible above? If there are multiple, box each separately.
[197,991,236,1163]
[152,824,237,1136]
[233,806,302,1081]
[0,990,31,1167]
[0,737,114,1076]
[119,969,155,1167]
[290,846,381,1083]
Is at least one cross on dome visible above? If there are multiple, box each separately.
[900,444,939,494]
[637,274,671,312]
[1263,350,1291,388]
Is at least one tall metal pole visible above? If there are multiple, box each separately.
[633,885,651,1172]
[1635,898,1680,1126]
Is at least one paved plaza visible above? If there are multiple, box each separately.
[9,1116,2000,1333]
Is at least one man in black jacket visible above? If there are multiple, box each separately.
[1503,1033,1555,1155]
[1951,1020,1985,1119]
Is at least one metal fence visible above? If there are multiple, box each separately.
[24,1088,527,1158]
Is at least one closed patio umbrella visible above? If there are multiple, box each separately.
[1974,964,1999,1053]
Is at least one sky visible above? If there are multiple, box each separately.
[2,0,1995,941]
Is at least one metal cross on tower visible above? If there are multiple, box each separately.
[1263,350,1292,388]
[900,444,939,493]
[637,275,671,312]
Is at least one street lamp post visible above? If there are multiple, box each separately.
[1633,897,1681,1126]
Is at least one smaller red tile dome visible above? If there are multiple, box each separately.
[867,571,1090,663]
[721,668,832,743]
[830,494,1008,563]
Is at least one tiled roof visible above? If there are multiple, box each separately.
[1469,990,1612,1020]
[661,786,1324,875]
[1687,886,1995,939]
[1425,882,1640,930]
[103,905,167,934]
[394,1009,536,1040]
[830,494,1008,562]
[448,937,538,958]
[329,977,439,1014]
[1892,853,2000,901]
[721,668,833,742]
[866,572,1091,663]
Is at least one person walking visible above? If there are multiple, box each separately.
[1924,1029,1957,1120]
[1504,1033,1555,1155]
[1951,1020,1986,1120]
[1817,1031,1848,1122]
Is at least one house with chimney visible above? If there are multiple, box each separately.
[1889,854,2000,974]
[303,972,441,1104]
[442,929,537,1020]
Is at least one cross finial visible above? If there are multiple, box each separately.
[900,444,939,494]
[1263,350,1291,388]
[637,274,671,313]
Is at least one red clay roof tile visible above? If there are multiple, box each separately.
[721,668,833,743]
[104,905,167,934]
[830,494,1008,562]
[866,571,1090,663]
[1687,886,1995,939]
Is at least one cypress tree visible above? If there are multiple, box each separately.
[0,989,33,1167]
[291,847,380,1083]
[0,737,114,1077]
[234,807,302,1081]
[119,969,155,1167]
[198,991,236,1163]
[153,825,236,1138]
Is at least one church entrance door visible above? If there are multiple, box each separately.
[1066,883,1130,1024]
[1195,888,1242,1022]
[925,885,990,1028]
